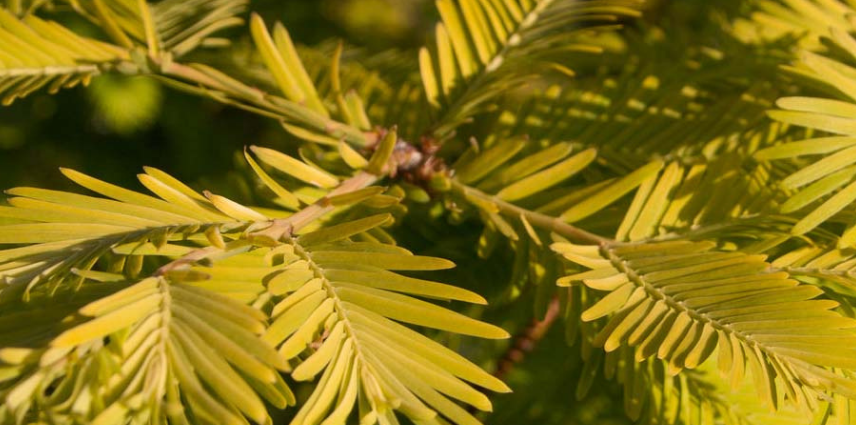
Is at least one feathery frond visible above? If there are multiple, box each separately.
[565,282,806,425]
[554,239,856,408]
[6,0,856,423]
[0,161,283,300]
[262,220,509,425]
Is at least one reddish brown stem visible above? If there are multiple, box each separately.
[494,296,562,380]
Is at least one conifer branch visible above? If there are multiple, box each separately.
[253,171,379,240]
[156,171,379,275]
[450,178,611,245]
[157,60,373,146]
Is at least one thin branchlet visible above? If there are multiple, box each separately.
[494,296,562,380]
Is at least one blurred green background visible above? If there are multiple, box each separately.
[0,0,703,191]
[0,0,438,192]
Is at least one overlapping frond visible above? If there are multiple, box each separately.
[0,4,372,149]
[0,9,129,104]
[443,141,666,312]
[492,73,779,161]
[766,241,856,297]
[0,166,253,299]
[614,156,783,242]
[0,1,363,149]
[449,139,663,233]
[289,44,427,140]
[759,27,856,246]
[0,215,508,424]
[419,0,644,138]
[0,132,508,424]
[553,239,856,409]
[0,218,509,424]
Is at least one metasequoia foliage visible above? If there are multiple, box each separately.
[2,0,856,424]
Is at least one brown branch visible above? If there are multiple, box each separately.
[252,171,379,241]
[157,60,372,147]
[153,246,220,276]
[493,296,561,380]
[449,179,612,245]
[155,171,379,275]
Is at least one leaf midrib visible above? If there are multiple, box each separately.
[290,240,370,370]
[601,245,790,365]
